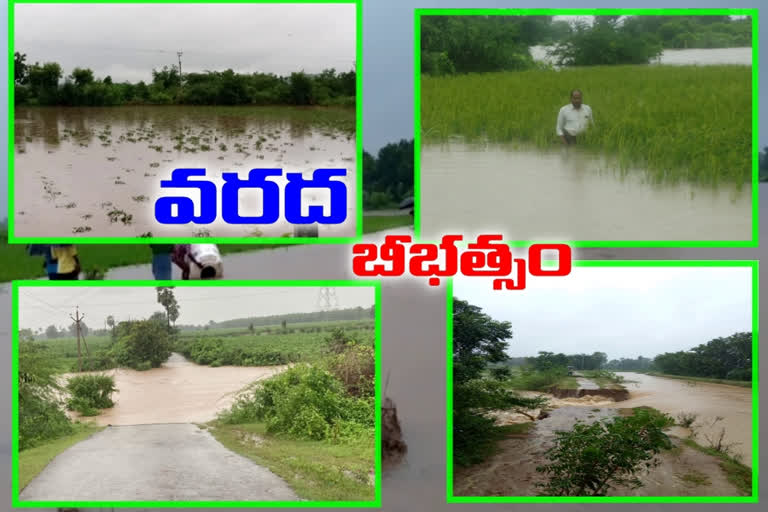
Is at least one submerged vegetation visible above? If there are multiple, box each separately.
[420,15,752,187]
[211,327,376,500]
[421,65,750,186]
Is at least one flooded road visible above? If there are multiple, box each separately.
[611,372,752,466]
[14,106,356,238]
[420,142,751,242]
[61,353,287,425]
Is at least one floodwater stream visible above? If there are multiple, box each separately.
[420,142,752,242]
[60,352,287,425]
[455,372,752,497]
[13,106,357,238]
[613,372,752,466]
[420,46,753,243]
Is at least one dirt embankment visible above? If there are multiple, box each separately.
[548,387,630,401]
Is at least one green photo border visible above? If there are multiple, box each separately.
[8,0,364,245]
[445,260,759,503]
[11,279,383,508]
[413,8,759,248]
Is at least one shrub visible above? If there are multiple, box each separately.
[66,374,117,415]
[113,318,172,369]
[219,364,373,442]
[322,343,375,398]
[18,341,74,450]
[535,408,673,496]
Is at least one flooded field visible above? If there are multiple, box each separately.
[13,106,357,238]
[420,142,751,242]
[58,352,287,425]
[614,372,752,466]
[454,373,752,497]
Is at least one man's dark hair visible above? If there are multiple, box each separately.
[201,266,217,279]
[570,89,583,98]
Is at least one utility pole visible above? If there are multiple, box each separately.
[177,51,183,83]
[70,307,85,372]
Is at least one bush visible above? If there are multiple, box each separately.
[66,374,116,415]
[18,341,74,450]
[113,318,172,369]
[535,408,674,496]
[219,364,373,442]
[322,343,375,398]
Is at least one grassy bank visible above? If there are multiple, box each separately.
[422,65,750,186]
[0,214,412,282]
[683,439,752,495]
[18,422,104,491]
[580,370,627,389]
[207,422,374,501]
[644,372,751,388]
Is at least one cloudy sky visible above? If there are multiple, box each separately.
[18,286,375,331]
[454,266,753,360]
[14,3,356,83]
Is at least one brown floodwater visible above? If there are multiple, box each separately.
[14,106,356,238]
[420,142,751,242]
[611,372,752,466]
[59,353,287,425]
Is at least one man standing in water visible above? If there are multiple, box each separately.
[556,89,594,145]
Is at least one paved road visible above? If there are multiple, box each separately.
[19,424,298,502]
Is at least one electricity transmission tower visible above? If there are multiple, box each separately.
[317,288,339,312]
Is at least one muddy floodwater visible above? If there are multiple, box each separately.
[420,142,751,242]
[455,373,752,497]
[614,372,752,466]
[60,353,287,425]
[14,106,356,238]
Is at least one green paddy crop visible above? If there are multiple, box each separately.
[421,65,751,186]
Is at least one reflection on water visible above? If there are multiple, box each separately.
[14,106,356,238]
[58,353,287,426]
[421,142,751,242]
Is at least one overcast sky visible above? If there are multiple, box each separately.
[454,266,753,360]
[18,286,375,331]
[15,3,356,83]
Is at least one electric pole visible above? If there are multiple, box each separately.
[177,51,183,84]
[70,307,85,372]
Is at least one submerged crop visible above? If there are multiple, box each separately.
[421,65,751,187]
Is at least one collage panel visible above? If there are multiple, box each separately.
[447,261,757,502]
[414,9,757,247]
[9,0,362,244]
[12,280,382,507]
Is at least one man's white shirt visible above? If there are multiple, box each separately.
[556,104,594,136]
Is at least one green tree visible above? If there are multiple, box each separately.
[18,341,73,450]
[14,52,28,84]
[288,71,313,105]
[535,409,673,496]
[70,67,94,87]
[114,317,172,369]
[156,287,180,328]
[453,297,545,466]
[45,325,58,339]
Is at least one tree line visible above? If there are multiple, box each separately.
[526,351,608,371]
[421,15,752,74]
[652,332,751,381]
[14,52,355,107]
[363,138,414,209]
[197,306,376,330]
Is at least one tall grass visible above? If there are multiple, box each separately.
[422,65,751,186]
